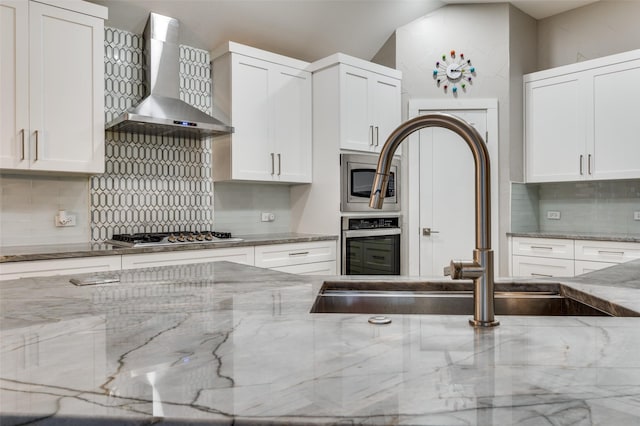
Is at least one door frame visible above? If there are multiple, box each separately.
[405,99,499,276]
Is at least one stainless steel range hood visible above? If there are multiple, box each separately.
[105,13,233,139]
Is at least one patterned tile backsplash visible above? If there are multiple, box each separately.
[92,27,217,241]
[512,181,640,235]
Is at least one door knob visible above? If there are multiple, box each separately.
[422,227,440,236]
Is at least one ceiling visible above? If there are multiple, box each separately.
[87,0,601,63]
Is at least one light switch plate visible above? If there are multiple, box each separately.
[634,211,640,221]
[546,210,561,220]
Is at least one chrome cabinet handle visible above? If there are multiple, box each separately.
[369,125,374,146]
[20,129,25,160]
[597,250,624,256]
[422,227,440,236]
[288,251,309,256]
[270,153,275,175]
[531,273,553,277]
[579,154,583,175]
[277,153,281,176]
[588,154,592,175]
[34,130,39,161]
[375,126,379,146]
[530,245,553,250]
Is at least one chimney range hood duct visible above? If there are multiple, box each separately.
[105,13,233,139]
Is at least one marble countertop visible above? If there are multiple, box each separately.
[0,233,338,263]
[2,260,640,425]
[507,231,640,242]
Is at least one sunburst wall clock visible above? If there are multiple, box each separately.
[432,50,476,94]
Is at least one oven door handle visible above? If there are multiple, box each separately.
[343,228,401,238]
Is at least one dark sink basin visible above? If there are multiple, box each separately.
[310,281,639,317]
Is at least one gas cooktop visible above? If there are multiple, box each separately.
[106,231,243,247]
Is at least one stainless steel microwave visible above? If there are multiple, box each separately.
[340,153,400,212]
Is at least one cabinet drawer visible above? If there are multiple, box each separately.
[574,260,618,276]
[121,247,254,270]
[511,237,574,259]
[254,241,337,268]
[272,261,337,276]
[574,240,640,263]
[511,255,574,278]
[0,255,121,281]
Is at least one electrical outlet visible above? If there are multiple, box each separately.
[634,211,640,221]
[261,212,275,222]
[55,211,76,227]
[546,210,561,220]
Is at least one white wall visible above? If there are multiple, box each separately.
[537,0,640,69]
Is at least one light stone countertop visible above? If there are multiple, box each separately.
[0,233,338,263]
[507,231,640,243]
[1,260,640,425]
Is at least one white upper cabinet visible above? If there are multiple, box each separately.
[0,0,107,174]
[310,54,402,154]
[524,49,640,182]
[211,42,312,184]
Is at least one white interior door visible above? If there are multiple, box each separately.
[404,99,499,278]
[418,110,487,275]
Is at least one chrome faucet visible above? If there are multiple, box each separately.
[369,112,499,327]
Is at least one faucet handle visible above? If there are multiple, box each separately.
[445,259,484,280]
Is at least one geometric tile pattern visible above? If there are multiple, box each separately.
[90,27,214,242]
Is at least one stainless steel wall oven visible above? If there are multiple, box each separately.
[341,153,400,212]
[341,216,401,275]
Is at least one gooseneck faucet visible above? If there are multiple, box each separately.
[369,113,499,327]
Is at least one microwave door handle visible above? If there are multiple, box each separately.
[343,228,401,238]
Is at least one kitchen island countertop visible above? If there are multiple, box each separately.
[0,233,338,263]
[2,260,640,425]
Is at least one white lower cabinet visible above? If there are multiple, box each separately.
[0,255,121,281]
[271,261,337,276]
[510,236,640,278]
[1,240,339,280]
[511,256,574,278]
[121,247,255,270]
[254,241,338,275]
[574,260,618,275]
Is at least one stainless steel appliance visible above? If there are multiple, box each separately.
[341,216,401,275]
[341,153,400,212]
[107,231,242,247]
[105,13,233,139]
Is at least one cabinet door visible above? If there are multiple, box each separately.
[0,255,121,281]
[230,55,272,181]
[370,74,401,152]
[272,65,312,183]
[511,255,574,278]
[121,247,255,270]
[340,65,374,151]
[590,59,640,180]
[574,260,617,276]
[272,261,337,275]
[28,2,104,173]
[254,241,337,269]
[1,0,29,170]
[525,74,587,182]
[574,240,640,264]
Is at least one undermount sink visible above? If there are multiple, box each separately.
[310,281,639,317]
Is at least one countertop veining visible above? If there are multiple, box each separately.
[0,233,338,263]
[2,260,640,424]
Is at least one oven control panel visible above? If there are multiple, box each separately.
[345,216,400,230]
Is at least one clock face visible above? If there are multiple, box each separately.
[433,50,476,94]
[446,63,463,80]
